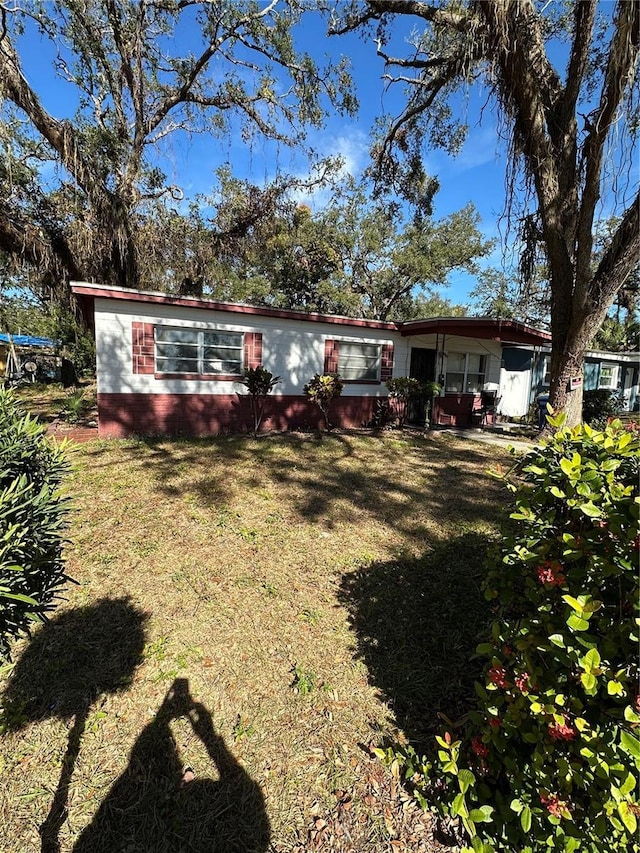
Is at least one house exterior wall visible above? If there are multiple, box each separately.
[93,297,399,437]
[500,346,639,419]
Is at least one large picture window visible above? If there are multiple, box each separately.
[338,342,381,381]
[445,352,487,393]
[155,327,244,375]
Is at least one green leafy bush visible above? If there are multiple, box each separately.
[582,389,624,427]
[0,389,71,658]
[303,373,343,431]
[386,377,422,427]
[241,365,280,436]
[377,414,639,852]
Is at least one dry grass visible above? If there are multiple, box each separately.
[0,430,517,852]
[13,382,98,425]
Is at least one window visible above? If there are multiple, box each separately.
[599,364,618,389]
[541,356,551,387]
[155,327,243,375]
[445,352,487,393]
[338,342,381,381]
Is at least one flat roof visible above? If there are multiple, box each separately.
[399,316,551,345]
[70,282,398,332]
[71,282,552,345]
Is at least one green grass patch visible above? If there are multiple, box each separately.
[0,431,515,851]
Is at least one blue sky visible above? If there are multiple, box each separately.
[18,5,518,307]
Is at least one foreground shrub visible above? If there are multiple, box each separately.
[377,415,639,852]
[241,365,280,436]
[0,389,71,658]
[386,377,422,428]
[582,389,624,427]
[304,373,343,431]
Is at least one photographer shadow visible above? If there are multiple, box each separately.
[72,677,270,853]
[1,597,148,853]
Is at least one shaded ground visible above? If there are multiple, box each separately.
[0,431,521,852]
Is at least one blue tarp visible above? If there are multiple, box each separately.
[0,333,57,348]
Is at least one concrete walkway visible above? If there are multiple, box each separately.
[430,426,538,453]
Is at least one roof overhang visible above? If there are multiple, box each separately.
[398,316,552,346]
[71,283,553,346]
[70,282,398,332]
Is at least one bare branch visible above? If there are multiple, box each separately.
[561,0,598,120]
[575,0,640,291]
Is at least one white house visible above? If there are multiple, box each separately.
[78,282,634,438]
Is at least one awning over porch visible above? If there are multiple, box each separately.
[398,317,551,346]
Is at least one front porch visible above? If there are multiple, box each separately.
[400,317,552,429]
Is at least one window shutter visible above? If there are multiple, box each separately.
[132,322,155,374]
[244,332,263,369]
[324,339,339,374]
[381,343,394,382]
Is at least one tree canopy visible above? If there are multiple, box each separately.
[329,0,640,424]
[0,0,354,301]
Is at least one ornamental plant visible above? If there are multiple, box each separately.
[303,373,343,432]
[241,365,280,436]
[376,414,639,853]
[0,388,71,658]
[386,377,422,428]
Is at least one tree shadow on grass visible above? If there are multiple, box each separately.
[1,597,148,853]
[339,532,496,752]
[72,678,270,853]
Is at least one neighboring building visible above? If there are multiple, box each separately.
[500,346,639,418]
[71,282,636,438]
[0,333,59,382]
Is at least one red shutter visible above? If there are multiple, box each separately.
[132,322,155,374]
[324,339,339,374]
[244,332,263,369]
[381,343,394,382]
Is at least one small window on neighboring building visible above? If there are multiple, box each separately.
[541,356,551,388]
[445,352,487,393]
[598,364,618,389]
[155,327,244,375]
[338,342,381,381]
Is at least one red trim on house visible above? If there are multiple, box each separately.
[244,332,263,369]
[97,392,383,438]
[132,321,154,374]
[399,317,551,345]
[381,343,394,382]
[324,339,339,374]
[432,393,497,427]
[71,282,397,331]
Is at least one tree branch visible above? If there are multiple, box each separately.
[575,0,640,294]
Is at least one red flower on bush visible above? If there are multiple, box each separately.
[515,672,530,693]
[536,560,566,586]
[488,665,508,689]
[471,736,489,758]
[488,717,502,729]
[540,793,571,818]
[548,717,576,741]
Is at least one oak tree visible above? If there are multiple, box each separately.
[330,0,640,424]
[0,0,354,303]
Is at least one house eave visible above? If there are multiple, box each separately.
[398,316,552,346]
[70,282,399,332]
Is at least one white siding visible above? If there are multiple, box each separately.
[94,298,397,397]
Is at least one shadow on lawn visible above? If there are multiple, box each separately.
[339,531,495,752]
[82,431,508,539]
[2,602,270,853]
[72,678,270,853]
[2,597,148,853]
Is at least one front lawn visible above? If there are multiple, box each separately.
[0,431,515,852]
